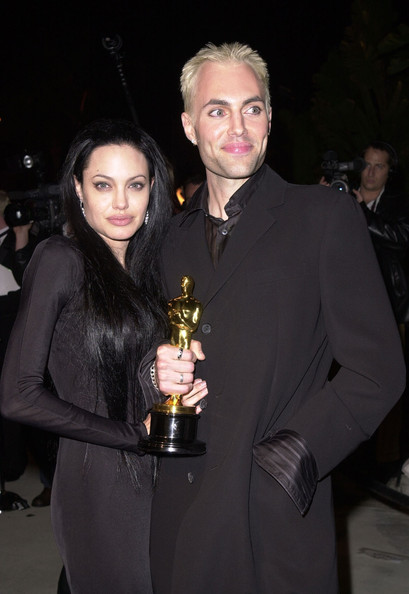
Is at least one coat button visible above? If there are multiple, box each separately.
[187,472,194,484]
[201,323,211,334]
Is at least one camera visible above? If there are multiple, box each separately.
[4,184,65,235]
[321,150,366,193]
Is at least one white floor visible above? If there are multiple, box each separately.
[334,471,409,593]
[2,464,409,593]
[0,463,62,594]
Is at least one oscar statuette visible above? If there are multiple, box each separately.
[140,276,206,455]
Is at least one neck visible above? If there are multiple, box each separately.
[207,174,248,220]
[360,186,384,205]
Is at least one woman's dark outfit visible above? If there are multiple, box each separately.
[0,235,158,594]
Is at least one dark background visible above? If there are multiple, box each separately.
[0,0,405,191]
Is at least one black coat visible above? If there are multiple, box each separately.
[361,188,409,323]
[150,165,405,594]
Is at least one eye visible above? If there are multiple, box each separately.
[129,181,146,190]
[209,108,225,117]
[94,181,110,190]
[246,105,262,115]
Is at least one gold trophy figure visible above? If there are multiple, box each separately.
[166,275,203,406]
[139,276,206,455]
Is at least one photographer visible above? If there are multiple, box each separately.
[322,143,409,490]
[353,141,409,325]
[354,142,409,488]
[0,189,56,507]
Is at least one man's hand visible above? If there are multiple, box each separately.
[181,378,208,413]
[352,189,364,203]
[12,222,33,250]
[319,176,330,187]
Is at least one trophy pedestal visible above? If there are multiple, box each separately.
[140,403,206,455]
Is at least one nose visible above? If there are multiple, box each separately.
[228,111,247,137]
[112,188,129,210]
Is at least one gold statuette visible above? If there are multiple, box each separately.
[139,276,206,455]
[165,275,203,406]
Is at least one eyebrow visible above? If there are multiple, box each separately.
[202,95,264,109]
[91,173,147,180]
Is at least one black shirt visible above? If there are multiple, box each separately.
[184,166,266,267]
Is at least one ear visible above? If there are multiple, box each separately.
[74,176,83,200]
[181,112,197,145]
[150,177,155,190]
[267,107,272,135]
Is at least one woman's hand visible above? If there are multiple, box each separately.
[155,339,205,395]
[143,413,151,435]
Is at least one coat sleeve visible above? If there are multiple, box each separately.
[361,199,409,250]
[254,194,406,514]
[0,237,148,453]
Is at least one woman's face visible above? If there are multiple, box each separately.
[75,143,151,264]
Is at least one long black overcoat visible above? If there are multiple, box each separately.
[150,165,405,594]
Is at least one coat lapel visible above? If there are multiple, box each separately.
[202,166,287,306]
[169,166,288,306]
[167,210,214,299]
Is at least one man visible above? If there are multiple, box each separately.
[353,142,409,485]
[149,43,405,593]
[0,190,55,507]
[353,141,409,326]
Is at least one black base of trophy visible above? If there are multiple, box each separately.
[140,403,206,455]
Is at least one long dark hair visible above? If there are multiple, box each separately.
[60,119,172,427]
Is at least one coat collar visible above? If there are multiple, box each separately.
[173,164,287,307]
[180,164,285,223]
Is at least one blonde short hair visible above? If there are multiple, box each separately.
[180,42,271,116]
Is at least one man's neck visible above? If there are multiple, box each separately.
[207,175,249,220]
[360,186,385,205]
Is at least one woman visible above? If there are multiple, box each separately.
[0,119,207,593]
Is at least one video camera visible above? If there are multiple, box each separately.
[4,184,65,235]
[321,150,366,194]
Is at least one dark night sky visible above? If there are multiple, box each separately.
[1,0,358,189]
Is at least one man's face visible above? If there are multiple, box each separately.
[361,148,390,194]
[181,61,271,182]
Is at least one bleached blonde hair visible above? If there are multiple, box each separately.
[180,42,271,116]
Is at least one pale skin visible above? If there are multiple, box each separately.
[155,341,208,414]
[74,144,152,267]
[182,61,271,219]
[74,143,207,431]
[155,59,271,397]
